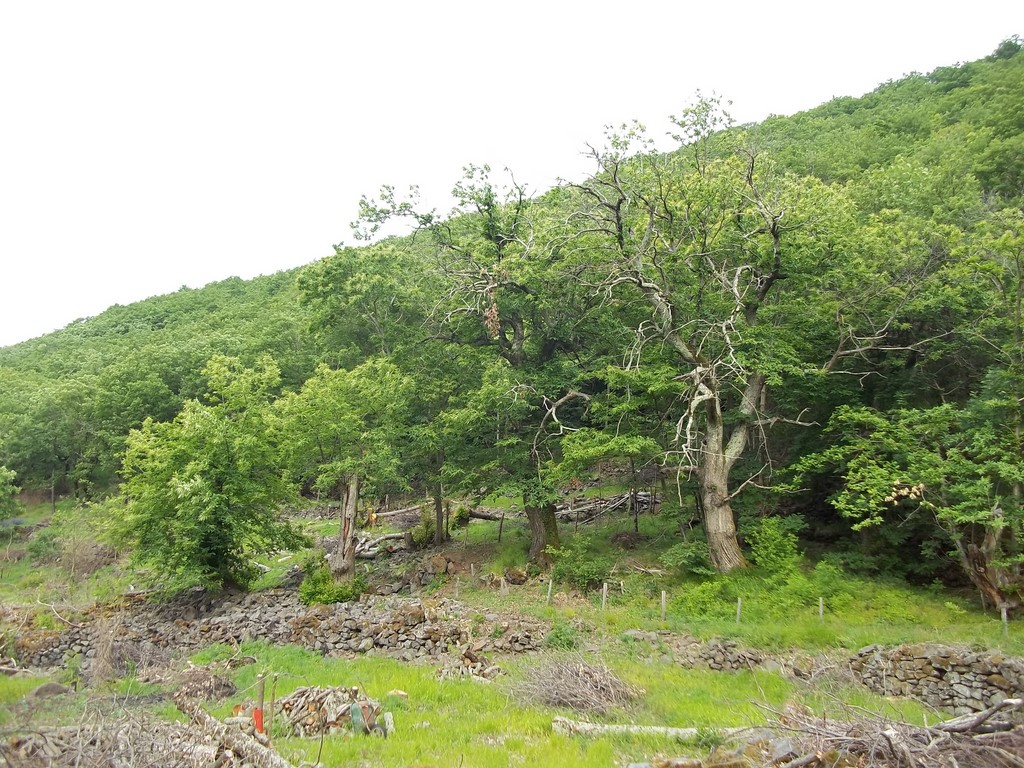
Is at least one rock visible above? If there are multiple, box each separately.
[504,568,527,585]
[29,682,72,698]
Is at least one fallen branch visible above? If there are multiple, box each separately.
[174,693,297,768]
[552,716,750,740]
[372,504,426,519]
[469,510,504,522]
[933,697,1024,734]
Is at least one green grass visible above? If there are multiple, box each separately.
[183,637,941,768]
[5,491,1024,766]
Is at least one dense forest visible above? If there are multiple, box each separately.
[2,40,1022,610]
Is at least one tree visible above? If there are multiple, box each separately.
[352,166,614,565]
[118,356,305,592]
[0,464,19,521]
[795,401,1023,612]
[562,99,942,571]
[275,358,413,578]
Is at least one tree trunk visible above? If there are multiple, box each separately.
[696,384,750,573]
[333,475,360,579]
[525,500,559,566]
[432,482,446,546]
[700,483,747,572]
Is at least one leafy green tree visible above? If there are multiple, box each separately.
[0,464,19,521]
[275,358,413,578]
[561,100,949,571]
[118,356,305,592]
[794,401,1023,611]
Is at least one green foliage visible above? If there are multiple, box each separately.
[543,622,580,650]
[27,529,60,563]
[659,533,717,577]
[117,357,307,593]
[451,506,471,528]
[0,464,19,520]
[298,551,366,605]
[547,542,612,591]
[747,517,804,576]
[408,507,436,549]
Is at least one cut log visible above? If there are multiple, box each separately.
[174,693,297,768]
[552,716,751,740]
[373,504,427,519]
[469,510,504,522]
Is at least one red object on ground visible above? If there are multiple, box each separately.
[254,708,264,733]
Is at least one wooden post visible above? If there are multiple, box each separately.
[735,597,742,624]
[547,579,554,605]
[819,597,824,624]
[602,583,608,611]
[498,511,505,543]
[500,577,509,596]
[1002,605,1009,636]
[255,673,266,734]
[470,563,475,579]
[455,576,460,599]
[661,590,667,622]
[267,673,278,737]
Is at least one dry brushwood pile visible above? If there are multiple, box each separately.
[612,698,1024,768]
[516,657,642,713]
[275,685,381,737]
[1,710,238,768]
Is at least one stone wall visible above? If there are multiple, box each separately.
[851,643,1024,715]
[14,591,542,678]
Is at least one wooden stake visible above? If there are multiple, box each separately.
[819,597,824,624]
[1002,605,1009,636]
[455,576,460,599]
[498,511,505,543]
[470,563,475,578]
[255,673,266,734]
[267,673,278,737]
[661,590,667,622]
[500,577,508,596]
[547,579,554,605]
[735,597,742,624]
[602,582,608,611]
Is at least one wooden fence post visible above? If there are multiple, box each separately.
[661,590,667,622]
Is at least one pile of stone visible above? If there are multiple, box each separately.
[15,592,544,678]
[621,629,764,671]
[437,642,503,681]
[851,643,1024,715]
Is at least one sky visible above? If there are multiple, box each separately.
[0,1,1019,348]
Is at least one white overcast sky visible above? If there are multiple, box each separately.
[0,1,1019,348]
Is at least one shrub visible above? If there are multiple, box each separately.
[298,550,366,605]
[544,622,581,650]
[451,506,471,528]
[548,544,612,591]
[748,517,803,575]
[27,530,60,564]
[671,579,730,618]
[409,508,436,548]
[659,535,716,577]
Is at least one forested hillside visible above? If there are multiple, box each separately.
[1,40,1022,608]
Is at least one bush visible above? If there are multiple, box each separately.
[27,530,60,564]
[659,534,716,577]
[409,508,436,548]
[671,579,732,618]
[544,622,580,650]
[298,550,366,605]
[748,517,803,575]
[548,544,612,591]
[451,506,471,528]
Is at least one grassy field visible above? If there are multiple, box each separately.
[1,496,1021,767]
